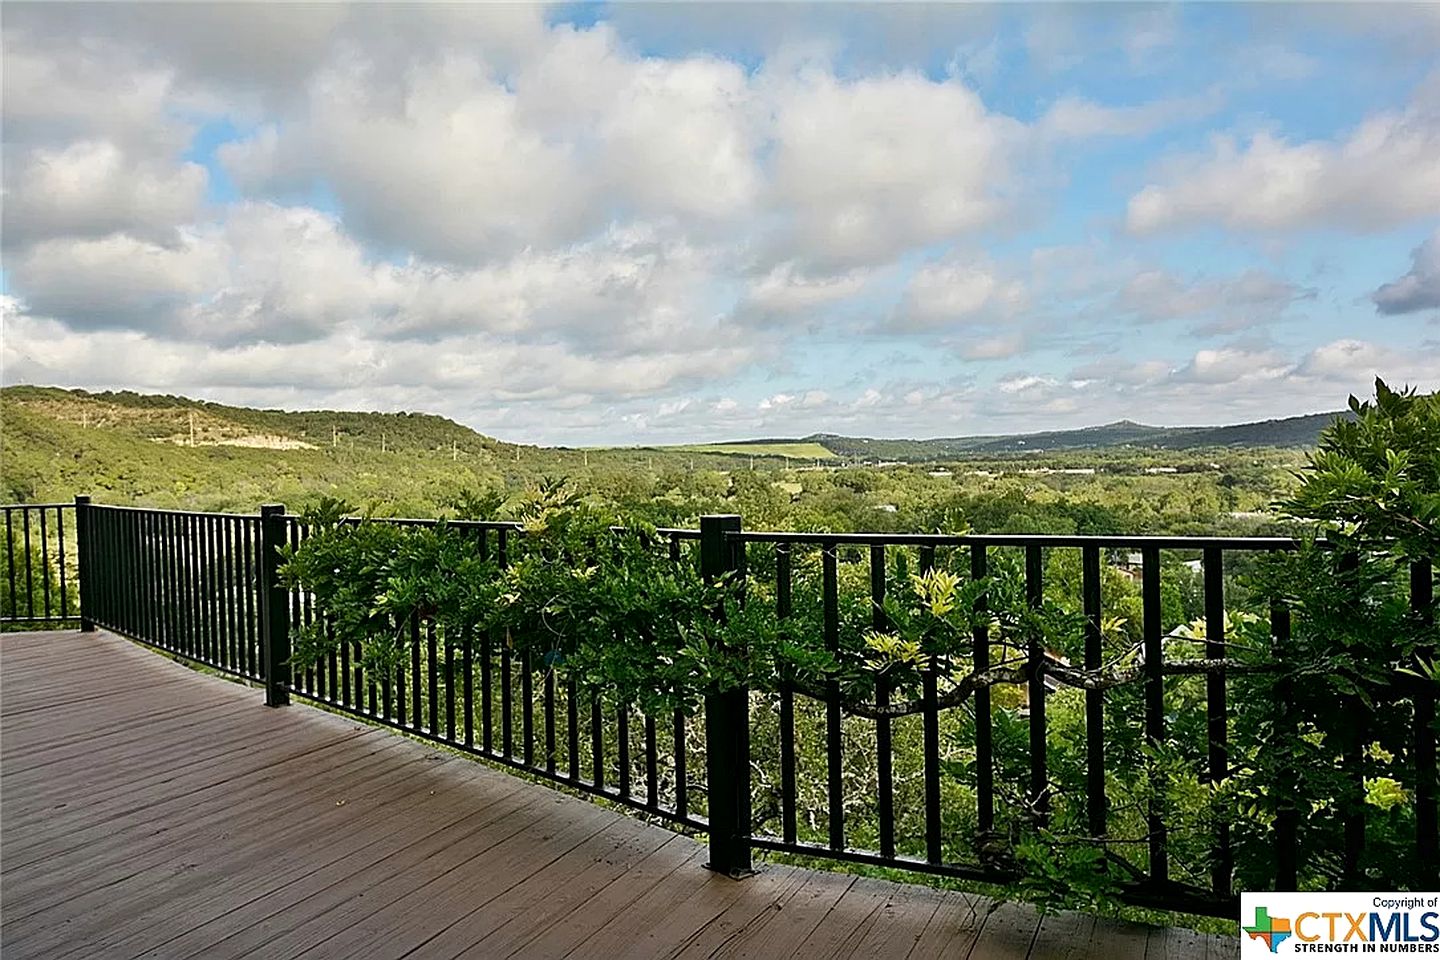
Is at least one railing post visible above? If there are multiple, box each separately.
[259,504,291,707]
[74,495,95,632]
[701,514,752,877]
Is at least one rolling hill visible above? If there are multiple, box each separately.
[702,411,1347,461]
[2,384,1340,513]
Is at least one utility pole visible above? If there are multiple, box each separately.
[381,433,387,454]
[452,440,458,461]
[583,450,589,468]
[332,424,338,447]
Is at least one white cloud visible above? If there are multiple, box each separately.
[1127,85,1440,233]
[764,67,1022,268]
[1117,267,1313,332]
[7,232,226,333]
[1372,229,1440,315]
[3,141,207,248]
[744,263,871,315]
[959,333,1027,361]
[890,257,1026,331]
[1037,89,1222,141]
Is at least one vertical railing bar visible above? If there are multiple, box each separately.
[382,620,395,721]
[1339,551,1365,888]
[23,508,34,621]
[211,515,224,666]
[39,508,52,619]
[1025,544,1048,827]
[445,630,457,742]
[259,504,291,706]
[163,511,176,650]
[302,524,315,695]
[184,515,198,656]
[427,619,439,733]
[132,510,145,640]
[1142,544,1168,883]
[871,543,894,860]
[1202,546,1230,897]
[645,712,658,809]
[214,514,226,666]
[214,516,227,665]
[132,509,145,639]
[57,505,69,622]
[618,704,631,798]
[1082,545,1107,840]
[545,669,557,774]
[1272,595,1298,890]
[592,694,604,789]
[919,544,941,864]
[520,647,533,765]
[411,612,422,731]
[502,643,514,759]
[171,512,184,656]
[367,634,377,715]
[668,530,688,818]
[149,510,162,647]
[209,514,221,666]
[193,513,205,663]
[88,507,99,630]
[150,510,162,645]
[1411,558,1437,885]
[191,513,203,660]
[243,518,257,678]
[206,513,218,664]
[111,509,123,632]
[395,615,408,724]
[568,676,580,782]
[463,627,475,750]
[674,709,688,819]
[6,510,17,625]
[57,505,70,621]
[228,516,242,670]
[822,543,843,851]
[972,543,993,836]
[776,540,796,845]
[340,617,352,708]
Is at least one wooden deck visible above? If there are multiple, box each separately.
[0,631,1230,959]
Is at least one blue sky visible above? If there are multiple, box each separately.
[2,2,1437,444]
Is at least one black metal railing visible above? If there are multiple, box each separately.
[2,502,80,629]
[20,498,1440,918]
[80,501,266,683]
[276,511,711,833]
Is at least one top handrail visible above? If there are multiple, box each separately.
[729,530,1306,549]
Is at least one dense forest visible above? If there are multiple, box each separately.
[2,385,1310,537]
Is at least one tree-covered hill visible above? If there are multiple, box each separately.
[0,384,1305,534]
[0,386,539,511]
[707,410,1348,461]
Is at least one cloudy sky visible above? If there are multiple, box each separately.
[3,3,1438,445]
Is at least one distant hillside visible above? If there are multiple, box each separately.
[0,385,535,511]
[701,410,1348,461]
[1,385,512,456]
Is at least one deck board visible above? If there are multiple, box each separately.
[0,631,1232,959]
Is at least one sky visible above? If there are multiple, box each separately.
[2,2,1438,446]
